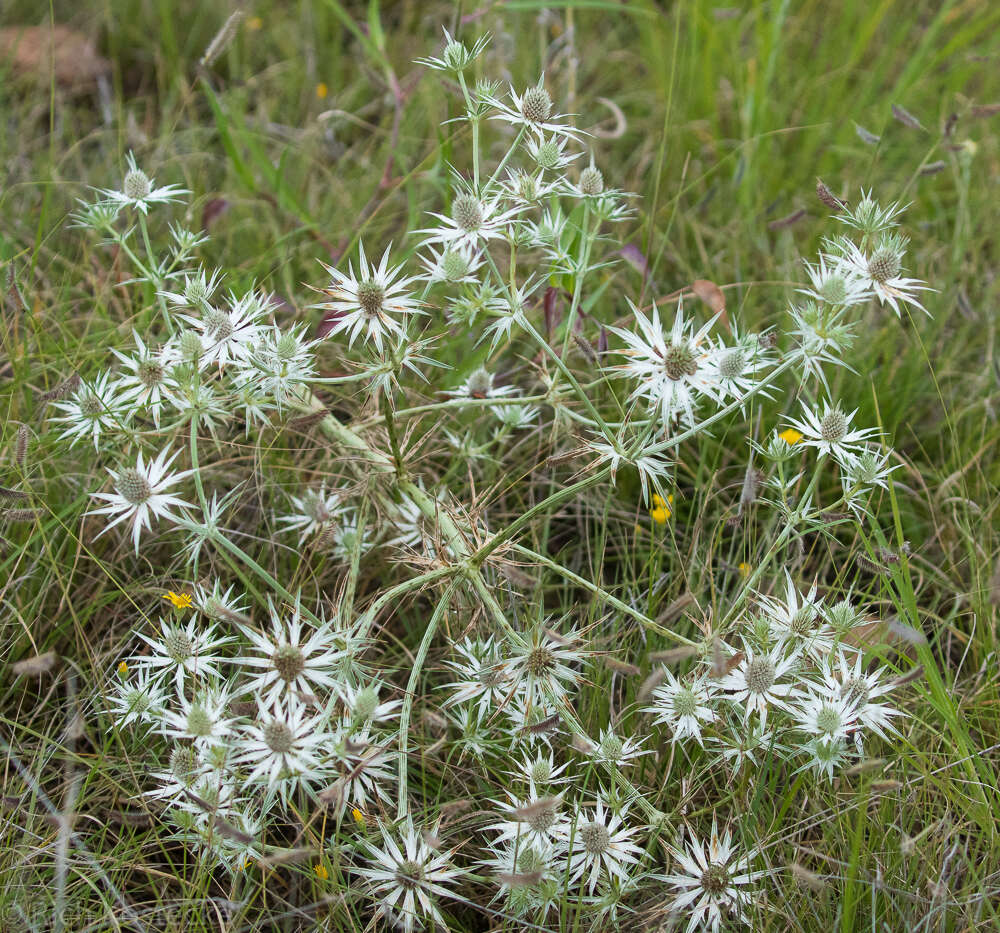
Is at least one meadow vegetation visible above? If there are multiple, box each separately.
[1,2,999,931]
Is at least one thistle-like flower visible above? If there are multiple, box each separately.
[418,189,524,252]
[352,817,462,933]
[609,300,719,427]
[645,668,717,746]
[51,371,129,450]
[97,151,189,214]
[568,798,645,895]
[717,643,799,727]
[112,332,180,427]
[88,447,193,553]
[784,400,877,459]
[488,80,581,142]
[840,236,930,316]
[236,596,345,706]
[277,484,342,545]
[134,616,232,692]
[235,696,332,795]
[660,817,768,933]
[314,243,421,353]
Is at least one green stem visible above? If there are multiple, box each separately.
[396,581,458,818]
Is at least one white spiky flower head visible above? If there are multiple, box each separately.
[717,643,799,727]
[757,572,834,662]
[112,331,180,427]
[488,77,581,142]
[352,817,463,933]
[784,399,878,459]
[236,595,345,706]
[159,267,223,311]
[798,253,871,308]
[660,816,768,932]
[608,299,719,427]
[51,371,129,450]
[107,663,167,729]
[568,798,645,895]
[418,187,525,251]
[87,447,193,553]
[645,668,717,746]
[179,289,271,369]
[134,616,232,692]
[277,483,342,545]
[415,27,489,73]
[314,243,422,353]
[507,626,585,705]
[835,189,907,237]
[443,636,512,722]
[819,650,904,753]
[840,235,931,317]
[96,151,189,214]
[235,696,332,796]
[160,686,235,749]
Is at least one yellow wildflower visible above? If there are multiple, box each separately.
[650,493,674,525]
[316,82,329,100]
[351,807,365,826]
[738,562,751,579]
[313,864,329,880]
[247,16,263,31]
[778,428,803,446]
[117,660,128,676]
[163,591,193,609]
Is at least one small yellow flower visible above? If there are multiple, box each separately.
[246,16,263,31]
[313,864,329,880]
[163,591,193,609]
[351,807,365,826]
[778,428,803,446]
[237,857,254,871]
[650,493,674,525]
[738,562,751,579]
[117,660,128,676]
[316,82,329,100]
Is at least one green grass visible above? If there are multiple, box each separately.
[2,1,999,930]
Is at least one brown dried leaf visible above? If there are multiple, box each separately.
[691,279,726,316]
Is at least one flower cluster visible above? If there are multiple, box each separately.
[54,26,929,933]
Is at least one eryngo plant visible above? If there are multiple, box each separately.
[58,29,928,931]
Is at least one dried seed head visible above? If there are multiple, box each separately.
[273,644,306,683]
[700,862,730,895]
[123,167,152,202]
[578,166,604,197]
[580,821,610,855]
[521,85,553,124]
[745,657,776,694]
[819,408,848,443]
[115,467,153,505]
[453,194,484,233]
[356,280,385,316]
[263,719,294,755]
[662,342,698,381]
